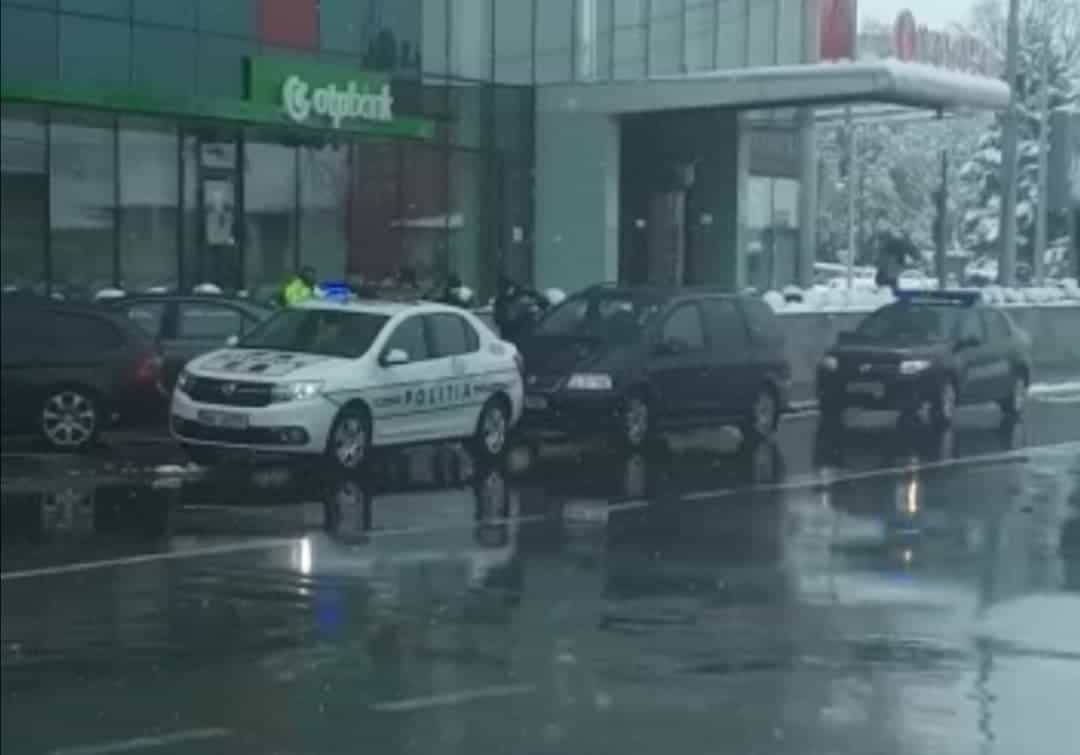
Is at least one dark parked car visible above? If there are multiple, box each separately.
[106,295,271,389]
[517,285,791,449]
[1,297,166,451]
[816,291,1032,428]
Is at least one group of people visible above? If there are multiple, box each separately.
[276,266,548,340]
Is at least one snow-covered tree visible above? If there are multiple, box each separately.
[958,0,1080,265]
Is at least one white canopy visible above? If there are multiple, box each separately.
[538,60,1011,115]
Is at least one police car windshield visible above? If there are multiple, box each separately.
[240,309,389,358]
[534,292,659,344]
[855,303,958,343]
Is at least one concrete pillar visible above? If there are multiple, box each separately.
[533,108,620,291]
[795,0,821,288]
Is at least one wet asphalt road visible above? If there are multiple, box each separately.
[2,395,1080,755]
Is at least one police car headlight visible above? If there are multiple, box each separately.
[899,360,932,375]
[820,355,839,371]
[567,373,613,391]
[176,370,193,394]
[272,380,324,403]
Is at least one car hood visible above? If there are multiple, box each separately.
[831,341,947,363]
[188,348,350,381]
[520,335,635,377]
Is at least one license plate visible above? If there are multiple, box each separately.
[524,395,549,411]
[847,381,885,398]
[197,409,249,429]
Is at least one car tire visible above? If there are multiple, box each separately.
[325,403,372,473]
[39,386,101,453]
[930,379,957,430]
[742,385,779,442]
[999,371,1028,419]
[617,392,653,452]
[472,397,511,460]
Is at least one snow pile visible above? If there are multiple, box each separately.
[764,283,1080,313]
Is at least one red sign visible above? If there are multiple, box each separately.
[820,0,858,60]
[894,10,917,61]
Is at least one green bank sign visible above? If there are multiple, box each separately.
[247,56,429,137]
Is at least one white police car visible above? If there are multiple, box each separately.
[170,300,523,471]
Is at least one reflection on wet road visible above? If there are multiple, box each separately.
[3,399,1080,755]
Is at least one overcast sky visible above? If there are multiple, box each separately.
[858,0,976,29]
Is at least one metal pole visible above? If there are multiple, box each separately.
[998,0,1022,286]
[936,147,949,289]
[846,108,858,291]
[1034,41,1050,284]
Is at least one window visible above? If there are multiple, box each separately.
[648,0,682,76]
[50,119,116,300]
[59,13,131,85]
[122,301,168,337]
[245,142,297,302]
[132,26,197,95]
[177,303,245,340]
[242,309,389,358]
[118,122,179,293]
[2,5,58,80]
[535,0,573,83]
[428,313,478,357]
[51,312,124,350]
[701,298,749,351]
[385,316,430,361]
[955,310,986,344]
[1,112,48,293]
[613,0,647,79]
[300,145,349,291]
[494,0,534,83]
[660,304,705,352]
[738,298,783,346]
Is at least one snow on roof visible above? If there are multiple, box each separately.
[539,60,1011,114]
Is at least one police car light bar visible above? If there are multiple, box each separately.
[894,289,981,306]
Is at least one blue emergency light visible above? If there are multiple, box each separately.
[315,281,353,302]
[894,289,982,307]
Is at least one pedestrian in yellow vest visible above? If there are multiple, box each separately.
[282,267,317,307]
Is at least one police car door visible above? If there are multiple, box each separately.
[424,312,485,438]
[374,313,453,444]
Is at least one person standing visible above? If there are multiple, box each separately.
[875,235,919,293]
[282,266,317,307]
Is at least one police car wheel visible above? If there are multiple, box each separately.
[473,398,510,459]
[326,404,372,471]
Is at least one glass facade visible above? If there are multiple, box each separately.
[0,0,534,301]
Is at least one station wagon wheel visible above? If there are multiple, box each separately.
[473,398,510,459]
[326,404,372,472]
[931,379,957,429]
[620,394,651,450]
[742,386,778,441]
[999,372,1028,419]
[40,387,100,452]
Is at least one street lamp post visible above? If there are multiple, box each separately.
[1034,40,1051,284]
[998,0,1022,285]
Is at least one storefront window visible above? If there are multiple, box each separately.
[244,141,297,301]
[118,120,179,293]
[49,116,116,300]
[300,145,350,288]
[398,143,449,290]
[345,141,399,284]
[648,0,682,76]
[1,111,48,293]
[448,149,493,299]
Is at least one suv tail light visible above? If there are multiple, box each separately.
[133,353,163,384]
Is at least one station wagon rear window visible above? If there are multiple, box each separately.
[240,309,389,359]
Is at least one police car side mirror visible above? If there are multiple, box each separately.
[225,335,239,347]
[381,348,410,366]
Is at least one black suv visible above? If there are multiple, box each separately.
[518,285,791,448]
[816,291,1032,428]
[1,295,167,451]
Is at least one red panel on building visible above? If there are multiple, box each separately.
[259,0,318,49]
[820,0,858,61]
